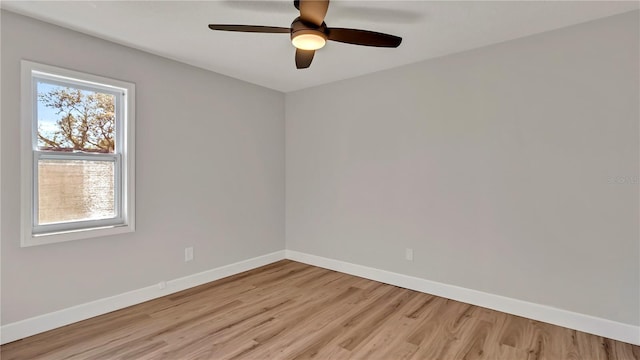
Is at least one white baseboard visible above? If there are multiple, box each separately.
[3,249,638,346]
[0,250,286,345]
[285,250,640,346]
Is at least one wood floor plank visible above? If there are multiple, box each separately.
[345,294,424,359]
[2,260,638,360]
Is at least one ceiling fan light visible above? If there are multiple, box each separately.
[292,33,326,50]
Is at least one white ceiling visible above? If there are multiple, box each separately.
[2,1,638,92]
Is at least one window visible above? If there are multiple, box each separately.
[21,61,135,246]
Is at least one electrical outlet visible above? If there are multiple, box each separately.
[158,281,166,290]
[185,247,194,262]
[405,248,414,261]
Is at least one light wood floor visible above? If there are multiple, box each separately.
[2,260,638,360]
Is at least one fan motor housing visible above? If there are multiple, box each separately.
[290,17,328,42]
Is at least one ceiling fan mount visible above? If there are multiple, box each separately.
[208,0,402,69]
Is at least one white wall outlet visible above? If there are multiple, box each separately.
[158,281,166,290]
[185,246,194,262]
[405,248,414,261]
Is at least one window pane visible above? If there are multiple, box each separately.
[38,159,115,225]
[36,80,116,153]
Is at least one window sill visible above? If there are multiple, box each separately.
[21,224,134,247]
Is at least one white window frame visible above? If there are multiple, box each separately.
[21,60,135,247]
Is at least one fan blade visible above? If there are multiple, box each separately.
[298,0,329,27]
[327,28,402,47]
[208,24,290,33]
[295,49,315,69]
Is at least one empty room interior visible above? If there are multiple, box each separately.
[1,1,639,359]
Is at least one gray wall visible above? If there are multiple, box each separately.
[286,11,639,325]
[1,11,285,324]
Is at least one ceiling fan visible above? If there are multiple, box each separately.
[208,0,402,69]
